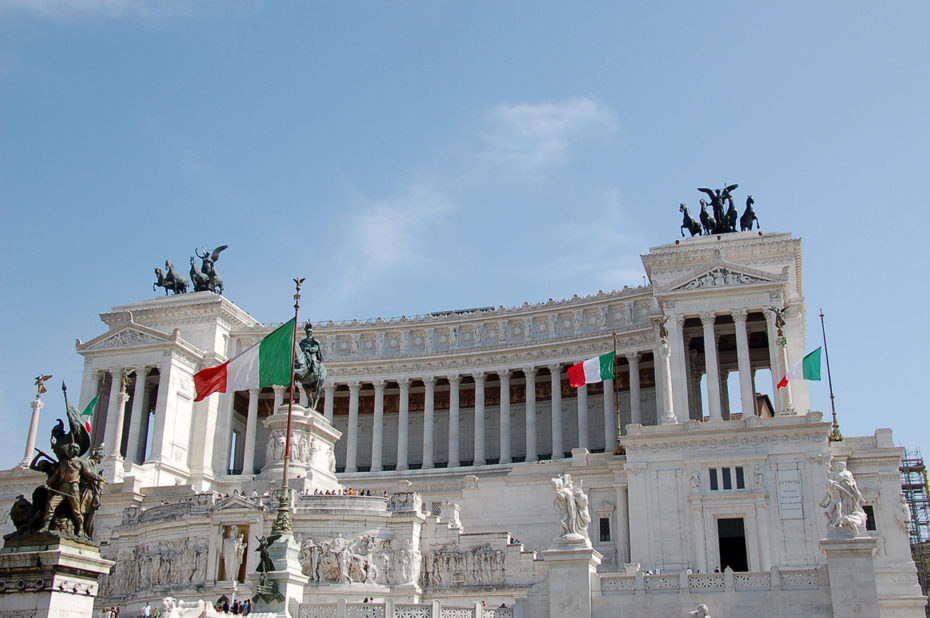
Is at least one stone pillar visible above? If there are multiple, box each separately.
[626,353,641,425]
[701,312,723,421]
[603,377,617,450]
[732,309,756,416]
[669,314,690,422]
[542,544,602,618]
[777,331,795,414]
[397,378,410,471]
[109,387,129,459]
[371,380,385,472]
[147,362,172,463]
[499,370,512,464]
[323,384,334,422]
[21,397,44,466]
[124,365,149,464]
[473,373,486,466]
[719,368,731,419]
[243,388,260,475]
[821,536,881,618]
[616,484,631,565]
[577,383,589,449]
[548,364,563,459]
[523,367,537,462]
[345,381,360,472]
[756,498,772,571]
[423,376,436,469]
[659,342,677,424]
[103,368,124,455]
[272,384,286,413]
[765,311,782,411]
[448,375,461,468]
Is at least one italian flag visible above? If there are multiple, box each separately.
[194,318,295,401]
[777,347,822,390]
[568,352,615,388]
[81,394,98,432]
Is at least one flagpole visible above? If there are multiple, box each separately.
[271,277,305,537]
[819,308,843,442]
[613,331,625,455]
[91,375,105,447]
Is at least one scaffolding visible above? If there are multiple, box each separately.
[901,449,930,614]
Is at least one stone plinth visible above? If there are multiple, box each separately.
[259,403,342,490]
[542,539,601,618]
[253,534,308,618]
[0,534,113,618]
[820,535,880,618]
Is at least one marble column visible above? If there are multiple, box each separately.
[603,378,617,449]
[21,398,44,466]
[422,377,436,469]
[346,381,360,472]
[473,373,486,466]
[701,312,722,421]
[499,370,512,464]
[104,369,125,457]
[732,309,756,416]
[272,385,286,413]
[397,378,410,471]
[670,314,690,422]
[577,383,589,449]
[147,362,172,463]
[125,365,149,464]
[626,353,641,425]
[109,387,129,459]
[720,369,731,418]
[548,364,563,459]
[323,384,334,422]
[243,388,259,475]
[371,380,385,472]
[659,342,677,424]
[448,375,461,468]
[523,367,537,462]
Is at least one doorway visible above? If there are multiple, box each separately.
[717,517,748,571]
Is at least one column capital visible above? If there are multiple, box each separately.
[522,366,537,378]
[699,311,717,326]
[248,387,260,396]
[498,369,511,379]
[322,383,335,394]
[372,379,386,390]
[674,314,687,328]
[730,308,749,323]
[347,380,360,392]
[447,374,462,386]
[472,372,486,384]
[133,364,150,375]
[30,398,45,411]
[423,375,437,387]
[546,362,561,374]
[625,351,641,363]
[272,384,287,394]
[398,377,411,388]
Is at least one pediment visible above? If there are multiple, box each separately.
[210,495,264,512]
[80,325,172,351]
[662,256,786,294]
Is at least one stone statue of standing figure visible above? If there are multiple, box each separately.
[222,525,246,581]
[552,473,591,544]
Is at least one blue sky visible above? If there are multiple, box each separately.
[1,2,927,468]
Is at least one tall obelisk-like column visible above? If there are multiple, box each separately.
[21,397,44,466]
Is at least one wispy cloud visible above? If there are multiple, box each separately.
[0,0,191,22]
[477,97,618,177]
[334,177,457,301]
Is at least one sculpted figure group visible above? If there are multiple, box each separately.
[154,245,227,295]
[679,184,760,237]
[819,459,868,536]
[552,473,591,541]
[9,395,106,540]
[298,534,420,586]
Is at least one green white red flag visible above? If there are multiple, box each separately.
[194,318,295,401]
[568,352,615,388]
[81,394,98,432]
[777,347,822,389]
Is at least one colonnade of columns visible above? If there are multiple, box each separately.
[316,353,655,474]
[87,364,162,465]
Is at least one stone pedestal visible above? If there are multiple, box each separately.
[258,404,342,491]
[541,539,601,618]
[0,534,113,618]
[253,534,308,618]
[820,535,880,617]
